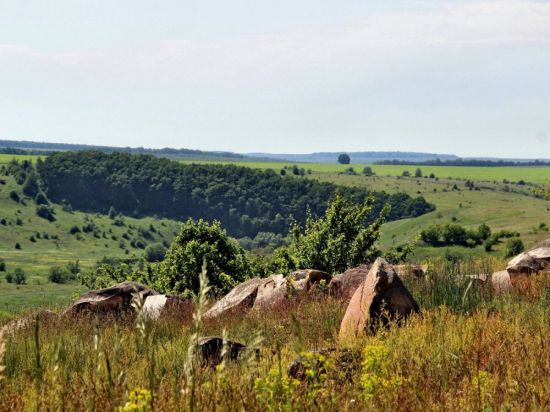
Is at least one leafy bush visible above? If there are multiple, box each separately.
[144,243,167,262]
[48,266,71,284]
[13,268,26,285]
[156,219,252,295]
[283,193,387,274]
[69,225,81,234]
[22,171,40,197]
[421,223,491,248]
[504,238,525,258]
[36,205,56,221]
[9,190,20,203]
[0,258,5,272]
[35,192,49,205]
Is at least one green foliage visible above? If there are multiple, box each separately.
[337,153,351,164]
[48,266,72,284]
[34,192,49,205]
[10,268,27,285]
[421,223,494,248]
[414,168,423,178]
[285,194,388,274]
[144,243,167,262]
[363,166,375,176]
[36,205,56,222]
[9,191,19,203]
[0,258,5,272]
[37,151,434,238]
[22,171,40,197]
[156,219,252,295]
[504,238,525,258]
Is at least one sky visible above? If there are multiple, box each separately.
[1,0,549,158]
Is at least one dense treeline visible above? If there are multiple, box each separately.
[376,158,550,167]
[0,139,255,160]
[37,151,434,238]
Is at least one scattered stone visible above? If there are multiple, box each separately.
[197,336,247,366]
[288,269,331,292]
[507,246,550,276]
[1,310,58,335]
[491,270,512,293]
[252,274,289,312]
[395,264,428,278]
[328,265,371,301]
[339,258,420,340]
[143,295,192,320]
[204,277,265,320]
[67,281,158,315]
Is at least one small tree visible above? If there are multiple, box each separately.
[36,205,56,221]
[48,266,70,284]
[504,238,525,258]
[156,219,252,295]
[363,166,375,176]
[145,243,167,262]
[337,154,351,165]
[415,168,423,178]
[0,258,5,272]
[287,193,388,274]
[13,268,27,285]
[22,171,40,197]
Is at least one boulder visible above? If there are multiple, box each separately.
[288,269,331,292]
[328,265,371,301]
[491,270,513,293]
[197,336,247,366]
[143,295,192,320]
[1,310,58,335]
[67,281,158,315]
[204,277,265,320]
[339,258,420,340]
[507,246,550,276]
[395,264,428,278]
[252,274,289,312]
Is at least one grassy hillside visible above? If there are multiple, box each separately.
[0,174,181,313]
[314,173,550,259]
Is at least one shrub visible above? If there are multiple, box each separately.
[36,205,56,221]
[415,168,423,178]
[504,238,525,258]
[5,272,13,283]
[108,206,117,219]
[13,268,26,285]
[69,225,81,234]
[14,242,21,250]
[156,219,252,295]
[144,243,167,262]
[48,266,70,284]
[35,192,49,205]
[9,191,20,203]
[0,258,5,272]
[22,171,40,197]
[284,193,388,274]
[363,166,375,176]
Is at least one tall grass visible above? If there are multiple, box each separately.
[2,260,550,410]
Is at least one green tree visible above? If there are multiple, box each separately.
[144,243,167,262]
[13,268,27,285]
[337,154,351,164]
[22,171,40,197]
[0,258,5,272]
[156,219,252,295]
[504,238,525,258]
[415,168,423,178]
[363,166,375,176]
[287,193,388,274]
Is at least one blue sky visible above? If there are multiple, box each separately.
[1,0,549,157]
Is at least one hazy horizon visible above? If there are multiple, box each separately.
[1,1,549,158]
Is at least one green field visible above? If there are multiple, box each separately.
[0,174,181,314]
[179,159,550,184]
[0,154,40,164]
[314,172,550,259]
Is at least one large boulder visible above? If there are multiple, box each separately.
[143,295,192,320]
[67,281,158,315]
[507,246,550,276]
[252,274,289,312]
[288,269,331,292]
[204,277,265,320]
[328,265,371,301]
[197,336,248,366]
[339,258,420,340]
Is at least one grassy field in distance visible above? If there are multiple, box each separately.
[314,172,550,260]
[179,159,550,184]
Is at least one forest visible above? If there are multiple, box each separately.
[37,151,435,238]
